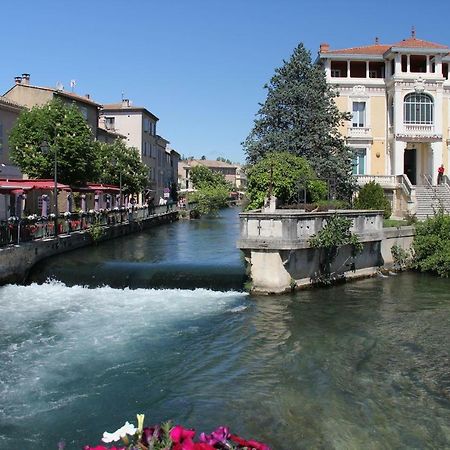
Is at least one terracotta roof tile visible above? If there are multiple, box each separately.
[324,37,448,56]
[391,37,448,49]
[0,95,23,110]
[325,44,390,55]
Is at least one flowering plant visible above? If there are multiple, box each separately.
[84,415,270,450]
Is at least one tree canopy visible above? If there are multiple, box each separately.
[245,152,327,210]
[243,43,355,199]
[9,99,97,185]
[190,165,231,190]
[93,139,149,194]
[188,165,230,215]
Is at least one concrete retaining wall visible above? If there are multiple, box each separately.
[237,210,416,294]
[0,211,178,285]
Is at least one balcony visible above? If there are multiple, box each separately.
[395,124,442,142]
[347,127,372,140]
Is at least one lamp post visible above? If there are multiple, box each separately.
[41,140,58,236]
[112,159,123,222]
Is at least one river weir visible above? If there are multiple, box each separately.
[0,208,449,449]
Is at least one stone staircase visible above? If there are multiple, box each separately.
[415,184,450,220]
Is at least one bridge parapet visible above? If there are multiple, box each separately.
[237,209,384,250]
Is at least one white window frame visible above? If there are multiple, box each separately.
[331,69,341,77]
[403,93,434,125]
[352,101,366,128]
[351,147,368,175]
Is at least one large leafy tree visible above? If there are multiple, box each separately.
[243,43,355,199]
[9,99,97,185]
[245,152,327,210]
[93,139,149,194]
[188,165,230,215]
[190,165,231,189]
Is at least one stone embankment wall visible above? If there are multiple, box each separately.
[0,211,178,285]
[237,210,415,294]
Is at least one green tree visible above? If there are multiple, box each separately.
[188,185,230,215]
[93,139,149,194]
[190,165,230,189]
[243,43,354,199]
[412,210,450,277]
[245,152,327,210]
[354,181,391,219]
[9,99,97,185]
[188,165,230,215]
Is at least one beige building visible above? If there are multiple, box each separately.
[100,100,179,201]
[4,74,101,136]
[0,96,23,179]
[318,32,450,218]
[178,159,242,191]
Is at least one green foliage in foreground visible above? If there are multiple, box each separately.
[309,214,363,284]
[245,152,327,210]
[354,181,392,219]
[412,211,450,277]
[309,215,363,253]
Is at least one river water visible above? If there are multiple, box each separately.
[0,208,449,449]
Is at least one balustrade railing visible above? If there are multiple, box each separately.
[348,127,372,138]
[403,124,434,134]
[0,204,177,248]
[356,175,397,187]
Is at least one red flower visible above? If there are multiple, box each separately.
[230,434,270,450]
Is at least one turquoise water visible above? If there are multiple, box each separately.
[0,209,449,449]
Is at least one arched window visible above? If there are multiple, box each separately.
[404,93,433,124]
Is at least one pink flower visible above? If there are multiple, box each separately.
[170,425,196,443]
[199,426,230,445]
[83,446,125,450]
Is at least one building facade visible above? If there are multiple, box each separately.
[318,32,450,216]
[178,159,240,191]
[100,100,179,201]
[4,74,101,136]
[0,96,23,179]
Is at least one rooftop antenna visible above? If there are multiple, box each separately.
[411,25,416,39]
[70,80,76,92]
[121,91,124,101]
[55,81,64,91]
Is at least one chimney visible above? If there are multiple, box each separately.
[375,36,380,45]
[122,98,130,108]
[14,76,22,85]
[319,42,330,53]
[21,73,30,85]
[85,94,90,99]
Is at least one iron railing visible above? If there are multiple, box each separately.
[0,204,177,248]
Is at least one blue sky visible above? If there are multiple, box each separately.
[2,0,450,163]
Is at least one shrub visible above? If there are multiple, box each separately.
[391,244,412,271]
[309,214,363,284]
[354,181,391,219]
[412,210,450,277]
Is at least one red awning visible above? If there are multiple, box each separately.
[74,183,120,194]
[0,178,71,192]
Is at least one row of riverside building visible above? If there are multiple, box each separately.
[0,73,180,207]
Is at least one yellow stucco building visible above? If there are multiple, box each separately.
[318,31,450,218]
